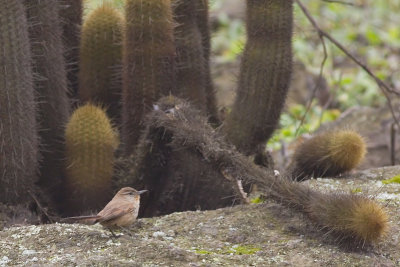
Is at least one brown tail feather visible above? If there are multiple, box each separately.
[61,215,101,225]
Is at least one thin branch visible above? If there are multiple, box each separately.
[28,190,54,223]
[321,0,355,6]
[295,0,400,127]
[390,122,397,165]
[221,168,250,204]
[295,25,328,136]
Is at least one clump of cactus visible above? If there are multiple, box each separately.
[64,104,119,213]
[224,0,293,156]
[79,4,123,122]
[288,130,367,180]
[122,0,176,154]
[131,97,388,244]
[0,0,39,204]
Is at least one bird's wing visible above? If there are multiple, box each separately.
[97,202,134,223]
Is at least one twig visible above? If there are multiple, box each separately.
[391,122,397,165]
[221,168,250,204]
[321,0,355,6]
[295,21,328,136]
[295,0,400,128]
[28,190,54,223]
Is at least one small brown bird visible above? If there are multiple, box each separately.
[64,187,148,236]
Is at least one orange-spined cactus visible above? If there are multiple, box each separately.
[289,130,367,180]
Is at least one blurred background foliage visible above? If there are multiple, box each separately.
[84,0,400,150]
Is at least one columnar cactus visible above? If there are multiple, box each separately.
[195,0,219,124]
[225,0,293,156]
[60,0,83,99]
[122,0,175,154]
[25,0,70,196]
[65,104,119,213]
[0,0,39,204]
[172,0,207,112]
[79,4,123,122]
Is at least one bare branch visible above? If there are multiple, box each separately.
[295,27,328,136]
[322,0,355,6]
[295,0,400,127]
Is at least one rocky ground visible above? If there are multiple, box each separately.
[0,166,399,266]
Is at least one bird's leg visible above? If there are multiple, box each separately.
[119,226,133,237]
[108,228,119,238]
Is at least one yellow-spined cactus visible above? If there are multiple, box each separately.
[79,4,123,121]
[289,130,367,180]
[65,104,119,213]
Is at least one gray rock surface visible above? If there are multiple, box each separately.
[1,166,399,266]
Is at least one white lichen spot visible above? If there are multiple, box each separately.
[377,192,400,201]
[153,231,166,238]
[106,239,121,246]
[22,249,36,255]
[11,234,21,239]
[0,256,10,265]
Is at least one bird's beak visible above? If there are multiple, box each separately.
[138,190,148,195]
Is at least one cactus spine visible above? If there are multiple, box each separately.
[122,0,176,154]
[172,0,207,112]
[288,130,367,180]
[25,0,70,196]
[0,0,39,203]
[225,0,293,155]
[65,104,119,213]
[79,4,123,122]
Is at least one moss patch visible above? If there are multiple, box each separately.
[382,175,400,184]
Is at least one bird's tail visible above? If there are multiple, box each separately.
[61,215,101,225]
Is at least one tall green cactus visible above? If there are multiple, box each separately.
[64,104,119,213]
[0,0,39,204]
[225,0,293,156]
[172,0,207,112]
[25,0,70,197]
[122,0,175,154]
[79,4,123,122]
[60,0,83,100]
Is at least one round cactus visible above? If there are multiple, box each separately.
[289,130,367,180]
[65,104,119,213]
